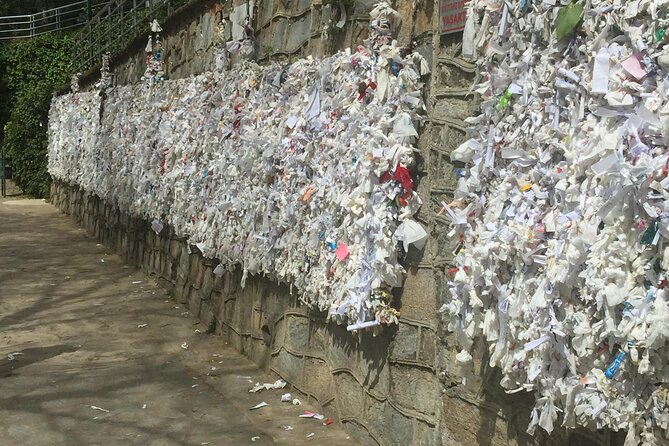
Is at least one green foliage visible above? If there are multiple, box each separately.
[3,86,53,197]
[1,34,72,92]
[555,2,584,41]
[0,33,72,197]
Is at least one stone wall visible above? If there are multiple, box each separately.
[104,0,384,87]
[98,0,435,88]
[50,180,440,446]
[60,1,630,445]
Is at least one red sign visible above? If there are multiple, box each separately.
[440,0,467,34]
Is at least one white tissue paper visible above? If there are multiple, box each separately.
[48,3,428,332]
[441,1,669,443]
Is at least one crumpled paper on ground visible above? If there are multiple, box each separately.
[249,379,286,393]
[48,2,428,332]
[442,0,669,443]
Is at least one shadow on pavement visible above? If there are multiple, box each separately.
[0,344,80,377]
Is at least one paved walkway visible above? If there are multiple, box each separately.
[0,199,354,446]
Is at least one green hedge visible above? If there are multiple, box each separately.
[0,33,72,198]
[2,86,53,197]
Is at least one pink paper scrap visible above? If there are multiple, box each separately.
[621,55,647,80]
[335,243,349,261]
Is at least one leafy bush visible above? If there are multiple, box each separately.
[2,86,53,197]
[0,33,72,197]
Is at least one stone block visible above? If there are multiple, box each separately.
[152,250,161,275]
[249,337,270,368]
[189,254,203,289]
[178,246,190,279]
[285,314,309,351]
[568,431,618,446]
[436,124,468,158]
[398,268,436,321]
[286,16,310,51]
[333,371,364,420]
[146,229,156,250]
[120,233,129,255]
[210,290,224,316]
[436,59,477,90]
[391,322,419,361]
[395,0,414,45]
[221,297,236,325]
[257,0,274,26]
[296,0,310,12]
[217,319,227,338]
[201,266,215,299]
[352,0,375,16]
[367,398,414,446]
[271,348,302,385]
[308,320,327,353]
[161,255,173,280]
[414,420,440,446]
[251,281,268,308]
[270,18,288,51]
[342,421,379,446]
[160,234,170,254]
[188,286,202,317]
[195,13,215,51]
[327,324,358,371]
[390,365,438,416]
[169,239,181,260]
[419,329,437,367]
[212,272,223,292]
[434,97,476,121]
[302,357,333,401]
[228,329,242,352]
[251,307,263,338]
[240,334,251,357]
[413,2,434,37]
[177,280,190,304]
[231,292,253,334]
[223,270,238,295]
[199,300,215,331]
[273,316,286,349]
[306,37,324,59]
[439,396,510,446]
[93,220,101,239]
[142,248,151,272]
[356,331,392,397]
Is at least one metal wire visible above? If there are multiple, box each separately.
[71,0,191,74]
[0,0,107,40]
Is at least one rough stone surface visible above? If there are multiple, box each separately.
[392,323,419,361]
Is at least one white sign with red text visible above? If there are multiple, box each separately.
[440,0,467,34]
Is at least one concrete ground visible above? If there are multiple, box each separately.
[0,198,356,446]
